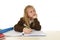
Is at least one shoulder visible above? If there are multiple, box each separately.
[16,17,25,25]
[34,18,38,21]
[20,17,23,20]
[19,17,25,22]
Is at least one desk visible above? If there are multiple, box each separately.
[3,31,60,40]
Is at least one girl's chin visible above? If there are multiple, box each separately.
[29,17,33,20]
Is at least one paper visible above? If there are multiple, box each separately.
[4,30,22,37]
[24,30,46,36]
[4,30,46,37]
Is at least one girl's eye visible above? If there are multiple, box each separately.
[30,11,32,13]
[33,10,35,12]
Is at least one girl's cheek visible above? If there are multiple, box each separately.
[30,14,34,17]
[28,13,33,17]
[29,15,33,17]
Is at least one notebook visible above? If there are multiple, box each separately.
[4,30,46,37]
[0,27,13,34]
[23,30,46,37]
[4,30,22,37]
[0,27,46,37]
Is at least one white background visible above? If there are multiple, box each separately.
[0,0,60,31]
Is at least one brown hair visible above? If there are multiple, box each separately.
[23,5,35,27]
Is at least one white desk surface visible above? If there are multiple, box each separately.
[2,31,60,40]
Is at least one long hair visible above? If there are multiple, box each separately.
[23,5,35,27]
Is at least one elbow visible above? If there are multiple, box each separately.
[34,25,41,31]
[14,24,23,32]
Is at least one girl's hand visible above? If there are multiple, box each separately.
[23,28,32,34]
[32,14,37,19]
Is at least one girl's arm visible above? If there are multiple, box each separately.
[14,18,25,32]
[33,18,41,31]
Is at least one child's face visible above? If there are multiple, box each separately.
[27,7,36,18]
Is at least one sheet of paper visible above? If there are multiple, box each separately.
[4,30,22,37]
[24,30,46,36]
[3,30,46,37]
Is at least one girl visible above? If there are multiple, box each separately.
[14,5,41,34]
